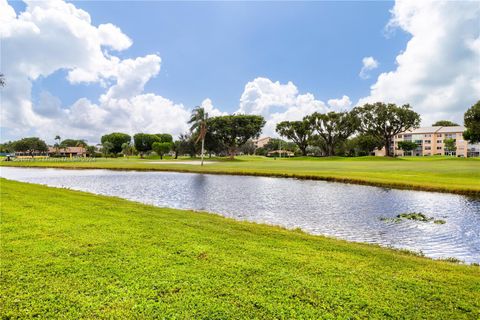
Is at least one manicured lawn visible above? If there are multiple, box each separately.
[1,179,479,318]
[2,156,480,195]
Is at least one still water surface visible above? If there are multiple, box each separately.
[2,167,479,263]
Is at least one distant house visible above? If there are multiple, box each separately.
[48,146,86,157]
[253,137,271,148]
[266,150,294,157]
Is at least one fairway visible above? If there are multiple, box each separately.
[1,179,479,318]
[2,156,480,195]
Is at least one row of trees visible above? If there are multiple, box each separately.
[2,101,478,159]
[274,101,480,157]
[275,102,420,157]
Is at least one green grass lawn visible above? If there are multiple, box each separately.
[1,179,479,319]
[2,155,480,195]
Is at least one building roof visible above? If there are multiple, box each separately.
[48,146,86,153]
[437,126,466,133]
[253,137,271,142]
[404,126,442,134]
[402,126,465,135]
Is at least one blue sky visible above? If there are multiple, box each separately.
[13,1,407,112]
[2,0,478,142]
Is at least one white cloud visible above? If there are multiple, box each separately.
[98,23,132,51]
[327,95,352,110]
[0,0,192,143]
[200,98,227,117]
[359,0,480,126]
[359,56,379,79]
[237,77,330,137]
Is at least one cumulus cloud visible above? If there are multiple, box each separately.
[327,95,352,110]
[359,0,480,126]
[0,0,192,142]
[200,98,227,117]
[237,78,329,136]
[359,56,379,79]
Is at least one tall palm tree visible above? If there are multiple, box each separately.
[188,106,208,166]
[54,135,61,155]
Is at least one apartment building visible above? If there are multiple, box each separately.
[376,126,480,157]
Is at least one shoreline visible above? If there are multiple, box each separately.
[1,176,478,265]
[2,162,480,196]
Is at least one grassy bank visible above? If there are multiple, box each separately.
[1,179,479,318]
[2,156,480,195]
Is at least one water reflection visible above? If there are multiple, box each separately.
[1,167,479,263]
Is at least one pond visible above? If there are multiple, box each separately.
[1,167,479,263]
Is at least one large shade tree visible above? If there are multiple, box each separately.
[60,139,87,148]
[101,132,131,154]
[12,137,48,157]
[463,100,480,143]
[275,120,312,156]
[152,142,173,159]
[155,134,173,143]
[432,120,459,127]
[306,111,359,156]
[209,115,265,159]
[353,102,421,157]
[188,107,208,165]
[133,133,160,157]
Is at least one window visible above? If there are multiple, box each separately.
[425,146,431,150]
[437,146,442,150]
[398,134,403,138]
[437,134,442,137]
[424,134,431,137]
[424,140,431,144]
[437,140,442,143]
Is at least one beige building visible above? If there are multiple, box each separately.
[376,126,480,157]
[252,137,271,148]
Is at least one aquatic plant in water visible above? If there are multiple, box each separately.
[380,212,446,224]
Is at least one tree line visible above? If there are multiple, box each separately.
[1,100,479,159]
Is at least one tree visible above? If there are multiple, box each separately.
[444,138,456,153]
[353,102,421,157]
[344,134,383,156]
[12,137,48,157]
[239,140,256,155]
[155,134,173,143]
[102,141,114,157]
[54,135,61,154]
[101,132,131,154]
[306,111,359,156]
[397,141,418,155]
[86,145,96,157]
[208,115,265,159]
[432,120,459,127]
[133,133,160,157]
[275,120,313,156]
[463,100,480,143]
[175,133,197,158]
[188,107,208,166]
[121,142,135,156]
[264,138,298,153]
[0,73,5,87]
[152,142,172,159]
[0,141,14,153]
[60,139,87,148]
